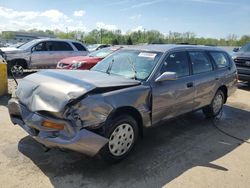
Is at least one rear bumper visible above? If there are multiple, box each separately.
[8,98,108,156]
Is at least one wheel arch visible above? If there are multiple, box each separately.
[107,106,144,137]
[9,59,28,69]
[218,85,228,103]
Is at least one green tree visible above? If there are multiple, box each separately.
[126,37,133,45]
[112,38,119,45]
[1,32,15,39]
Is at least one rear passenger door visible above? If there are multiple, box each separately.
[188,51,218,110]
[47,41,75,68]
[151,51,195,124]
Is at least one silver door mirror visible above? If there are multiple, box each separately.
[155,72,177,82]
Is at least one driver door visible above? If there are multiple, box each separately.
[151,51,195,125]
[30,41,51,68]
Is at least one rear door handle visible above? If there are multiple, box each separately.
[187,82,193,88]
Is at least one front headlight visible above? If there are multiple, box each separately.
[70,61,85,69]
[232,56,238,61]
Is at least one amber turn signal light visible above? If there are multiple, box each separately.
[42,120,64,130]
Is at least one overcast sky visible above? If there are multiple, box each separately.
[0,0,250,38]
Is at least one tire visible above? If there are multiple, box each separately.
[100,115,138,163]
[8,61,24,77]
[203,90,225,118]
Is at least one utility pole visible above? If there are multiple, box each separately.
[100,29,103,44]
[143,28,146,43]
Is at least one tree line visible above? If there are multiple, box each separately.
[1,29,250,46]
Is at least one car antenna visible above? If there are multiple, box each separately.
[10,71,18,86]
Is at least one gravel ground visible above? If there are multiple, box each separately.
[1,77,250,188]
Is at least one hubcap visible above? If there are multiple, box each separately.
[108,123,134,156]
[11,65,24,77]
[213,94,223,114]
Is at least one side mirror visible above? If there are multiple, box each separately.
[233,47,239,52]
[155,72,177,82]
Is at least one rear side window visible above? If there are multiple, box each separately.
[189,52,213,74]
[73,42,87,51]
[161,51,190,77]
[51,41,73,51]
[209,52,229,68]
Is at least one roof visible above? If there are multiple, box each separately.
[30,38,83,43]
[124,44,225,53]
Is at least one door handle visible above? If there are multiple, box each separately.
[187,82,193,88]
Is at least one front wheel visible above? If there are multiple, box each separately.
[100,115,138,163]
[203,90,225,118]
[9,62,24,77]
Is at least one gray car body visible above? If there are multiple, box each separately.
[8,45,238,156]
[0,38,89,69]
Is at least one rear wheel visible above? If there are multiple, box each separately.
[100,115,138,163]
[203,90,225,118]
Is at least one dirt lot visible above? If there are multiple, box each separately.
[0,77,250,188]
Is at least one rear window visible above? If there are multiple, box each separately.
[73,42,87,51]
[209,52,229,68]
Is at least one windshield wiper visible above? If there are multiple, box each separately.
[126,57,138,80]
[106,58,115,74]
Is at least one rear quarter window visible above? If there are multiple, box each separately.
[72,42,87,51]
[209,52,229,68]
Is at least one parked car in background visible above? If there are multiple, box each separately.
[57,46,122,70]
[8,45,237,163]
[87,44,110,52]
[0,39,89,76]
[232,43,250,83]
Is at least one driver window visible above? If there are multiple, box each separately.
[33,42,47,52]
[161,51,190,77]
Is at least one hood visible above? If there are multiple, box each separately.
[16,70,140,112]
[0,47,24,53]
[60,56,102,64]
[233,52,250,58]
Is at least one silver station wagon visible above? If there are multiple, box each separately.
[8,45,238,162]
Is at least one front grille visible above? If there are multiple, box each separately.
[234,58,250,67]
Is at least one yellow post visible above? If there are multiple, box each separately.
[0,57,8,96]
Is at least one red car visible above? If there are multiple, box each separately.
[56,46,122,70]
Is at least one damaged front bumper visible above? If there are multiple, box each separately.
[8,98,109,156]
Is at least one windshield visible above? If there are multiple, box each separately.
[91,49,162,81]
[239,43,250,53]
[89,47,116,58]
[18,40,39,50]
